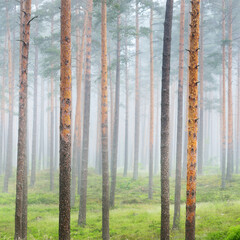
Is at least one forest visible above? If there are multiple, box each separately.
[0,0,240,239]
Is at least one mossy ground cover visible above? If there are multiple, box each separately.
[0,170,240,239]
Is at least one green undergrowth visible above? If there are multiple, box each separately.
[0,170,240,239]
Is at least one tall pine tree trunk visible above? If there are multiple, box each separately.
[173,0,185,229]
[3,4,14,193]
[101,1,110,238]
[160,0,173,239]
[148,0,154,199]
[30,1,39,186]
[221,0,226,188]
[78,0,93,225]
[226,0,233,180]
[185,1,200,239]
[133,0,140,180]
[110,12,121,208]
[15,0,31,238]
[59,0,72,238]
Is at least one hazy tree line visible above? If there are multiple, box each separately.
[0,0,240,239]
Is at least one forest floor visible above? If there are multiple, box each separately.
[0,169,240,239]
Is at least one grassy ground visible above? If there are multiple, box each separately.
[0,170,240,239]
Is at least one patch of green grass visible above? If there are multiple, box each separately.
[0,171,240,239]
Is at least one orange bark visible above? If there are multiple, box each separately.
[185,0,200,239]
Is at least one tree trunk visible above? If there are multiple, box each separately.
[148,0,154,200]
[123,20,129,177]
[0,35,7,176]
[221,0,226,188]
[78,0,93,225]
[185,1,200,239]
[15,0,31,238]
[59,0,72,238]
[173,0,185,229]
[226,0,233,180]
[3,4,14,193]
[101,1,110,239]
[197,0,204,175]
[71,8,86,208]
[50,11,55,191]
[30,1,39,186]
[133,0,140,180]
[160,0,173,239]
[110,12,121,208]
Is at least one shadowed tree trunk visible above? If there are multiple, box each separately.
[59,0,72,238]
[148,0,154,200]
[221,0,226,188]
[133,0,140,180]
[173,0,185,229]
[30,1,39,187]
[78,0,93,225]
[101,1,110,238]
[160,0,173,239]
[185,1,200,239]
[236,46,240,174]
[198,0,204,175]
[3,4,14,193]
[226,0,233,180]
[15,0,31,238]
[110,11,121,208]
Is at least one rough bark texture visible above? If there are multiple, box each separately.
[15,0,31,238]
[173,0,185,229]
[59,0,72,238]
[3,4,14,193]
[78,0,93,225]
[226,0,233,180]
[197,0,204,175]
[101,1,110,239]
[185,1,200,239]
[133,0,140,180]
[221,0,226,188]
[30,2,39,186]
[160,0,173,239]
[148,0,154,200]
[110,12,121,208]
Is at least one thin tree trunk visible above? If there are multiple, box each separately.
[59,0,72,238]
[133,0,140,180]
[236,46,240,174]
[110,12,121,208]
[123,20,129,177]
[185,1,200,239]
[3,4,14,193]
[30,2,39,186]
[50,12,55,191]
[160,0,173,239]
[78,0,93,225]
[15,0,31,238]
[221,0,226,188]
[101,1,110,238]
[71,8,86,208]
[0,35,7,176]
[148,0,154,200]
[173,0,185,229]
[226,0,233,180]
